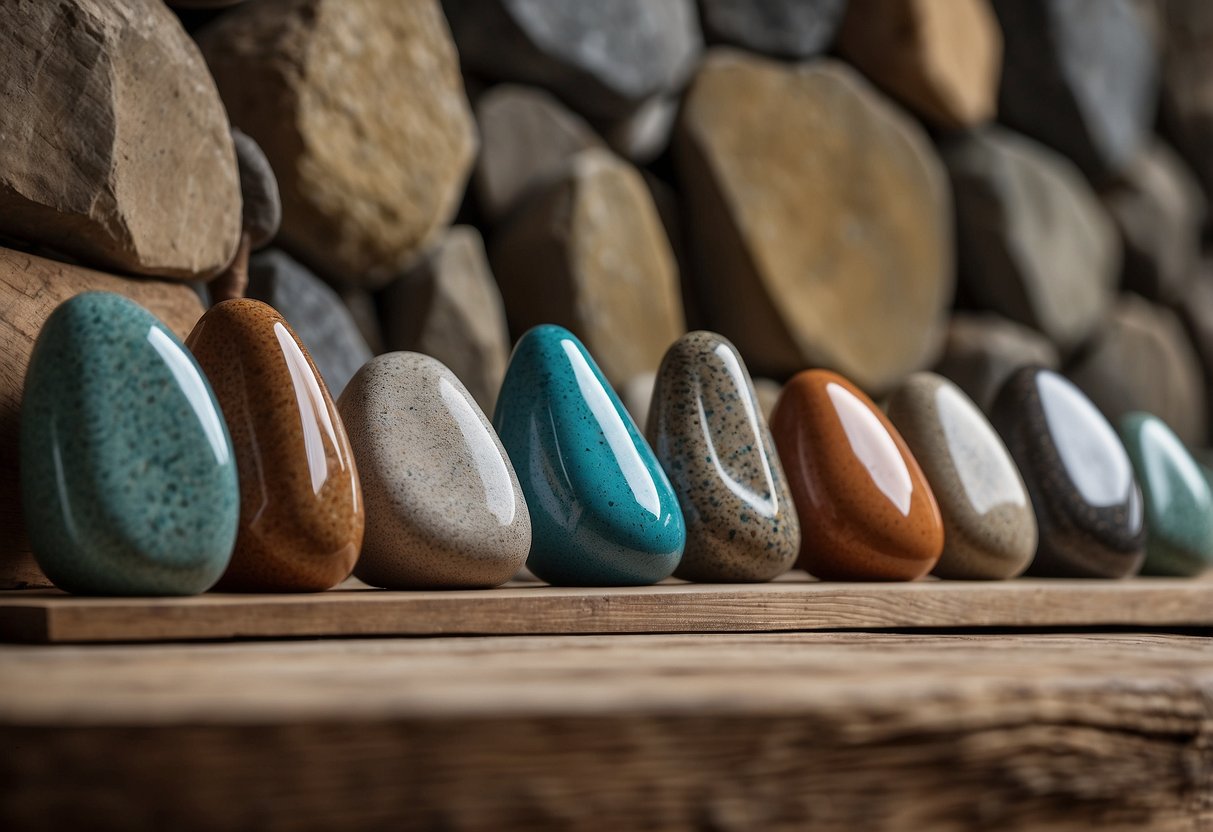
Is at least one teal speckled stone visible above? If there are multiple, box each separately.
[20,293,239,595]
[1119,412,1213,577]
[493,325,685,585]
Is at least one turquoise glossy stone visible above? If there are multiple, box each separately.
[20,293,239,595]
[493,325,685,585]
[1119,412,1213,577]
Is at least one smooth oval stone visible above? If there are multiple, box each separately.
[186,299,364,591]
[1119,412,1213,577]
[20,292,238,595]
[990,367,1145,578]
[770,369,944,580]
[646,331,800,582]
[887,372,1037,580]
[338,352,531,588]
[492,325,685,585]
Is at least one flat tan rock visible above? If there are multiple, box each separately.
[676,52,953,393]
[198,0,477,288]
[838,0,1002,129]
[491,148,686,386]
[0,247,207,589]
[383,227,511,413]
[0,0,241,279]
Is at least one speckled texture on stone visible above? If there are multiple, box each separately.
[187,299,364,592]
[1120,412,1213,577]
[990,367,1145,578]
[771,369,944,581]
[338,352,530,589]
[647,331,799,582]
[20,292,238,595]
[493,325,685,586]
[887,372,1036,580]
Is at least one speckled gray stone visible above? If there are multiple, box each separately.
[887,372,1037,580]
[337,352,531,589]
[646,331,800,582]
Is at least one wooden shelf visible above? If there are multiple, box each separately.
[2,574,1212,643]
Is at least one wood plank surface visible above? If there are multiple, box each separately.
[1,632,1211,830]
[1,575,1212,643]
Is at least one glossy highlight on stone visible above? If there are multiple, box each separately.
[887,373,1037,580]
[770,369,944,581]
[492,325,685,585]
[990,367,1145,578]
[20,292,238,595]
[646,331,799,582]
[187,299,363,591]
[1119,412,1213,577]
[338,352,531,589]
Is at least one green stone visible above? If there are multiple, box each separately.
[20,293,239,595]
[1119,412,1213,577]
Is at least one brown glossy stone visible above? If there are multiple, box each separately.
[770,370,944,580]
[186,299,364,591]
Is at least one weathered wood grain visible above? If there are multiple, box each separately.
[1,632,1210,830]
[1,576,1211,643]
[0,246,207,589]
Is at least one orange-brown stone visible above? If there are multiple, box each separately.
[770,369,944,580]
[186,299,364,591]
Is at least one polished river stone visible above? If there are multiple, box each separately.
[1119,411,1213,577]
[338,352,531,589]
[887,372,1037,580]
[187,299,364,592]
[990,367,1145,578]
[493,324,685,586]
[646,331,799,582]
[21,292,238,595]
[771,369,944,581]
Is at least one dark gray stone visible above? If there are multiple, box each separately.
[247,250,373,396]
[698,0,846,59]
[1158,0,1213,205]
[933,313,1060,413]
[993,0,1158,183]
[1102,139,1206,303]
[990,367,1146,578]
[943,126,1119,353]
[1066,293,1207,447]
[231,129,281,249]
[445,0,702,119]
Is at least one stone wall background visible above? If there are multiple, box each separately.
[5,0,1213,452]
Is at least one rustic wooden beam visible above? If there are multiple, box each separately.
[1,632,1210,830]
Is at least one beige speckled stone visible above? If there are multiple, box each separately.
[648,332,800,582]
[338,352,531,589]
[887,372,1037,579]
